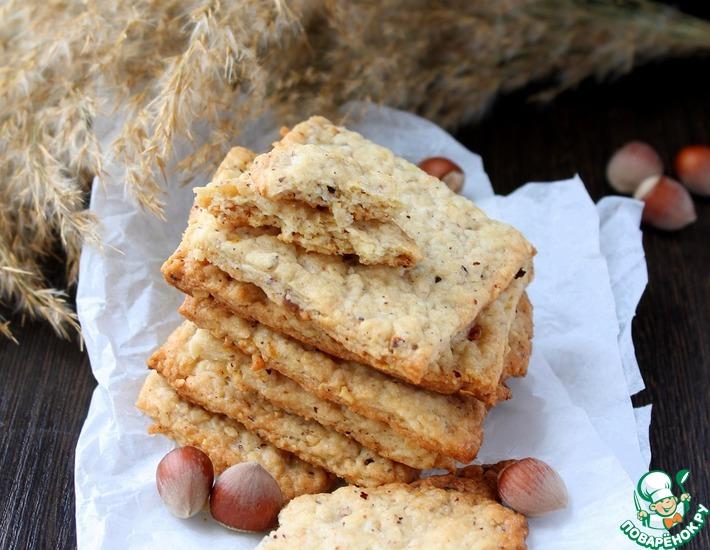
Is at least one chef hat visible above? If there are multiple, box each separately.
[638,471,674,503]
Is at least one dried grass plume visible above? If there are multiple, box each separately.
[2,0,710,342]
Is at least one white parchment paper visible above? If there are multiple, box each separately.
[75,104,650,549]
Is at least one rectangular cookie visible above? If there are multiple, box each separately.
[135,371,334,500]
[195,146,422,267]
[180,118,535,385]
[257,471,528,549]
[164,248,532,403]
[180,320,453,470]
[440,265,532,402]
[178,294,487,463]
[148,322,417,487]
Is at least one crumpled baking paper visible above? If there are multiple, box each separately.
[75,104,650,549]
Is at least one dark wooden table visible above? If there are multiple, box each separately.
[1,58,709,549]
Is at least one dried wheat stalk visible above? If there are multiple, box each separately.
[1,0,709,342]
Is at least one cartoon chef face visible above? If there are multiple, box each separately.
[650,496,679,517]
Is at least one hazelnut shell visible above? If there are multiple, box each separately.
[156,446,214,519]
[606,141,663,194]
[497,458,568,517]
[675,145,710,196]
[418,157,464,193]
[634,175,697,231]
[210,462,283,532]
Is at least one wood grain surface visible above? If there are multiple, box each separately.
[1,57,709,549]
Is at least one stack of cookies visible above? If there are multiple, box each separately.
[137,116,536,501]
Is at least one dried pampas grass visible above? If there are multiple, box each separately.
[2,0,710,342]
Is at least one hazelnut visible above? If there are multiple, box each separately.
[675,145,710,196]
[497,458,568,517]
[210,462,283,532]
[606,141,663,194]
[418,157,465,193]
[634,175,697,231]
[156,446,214,518]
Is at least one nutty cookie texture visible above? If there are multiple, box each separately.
[258,472,528,549]
[165,245,532,404]
[180,295,454,470]
[177,293,486,463]
[136,371,334,500]
[196,146,422,267]
[185,117,534,385]
[147,322,417,487]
